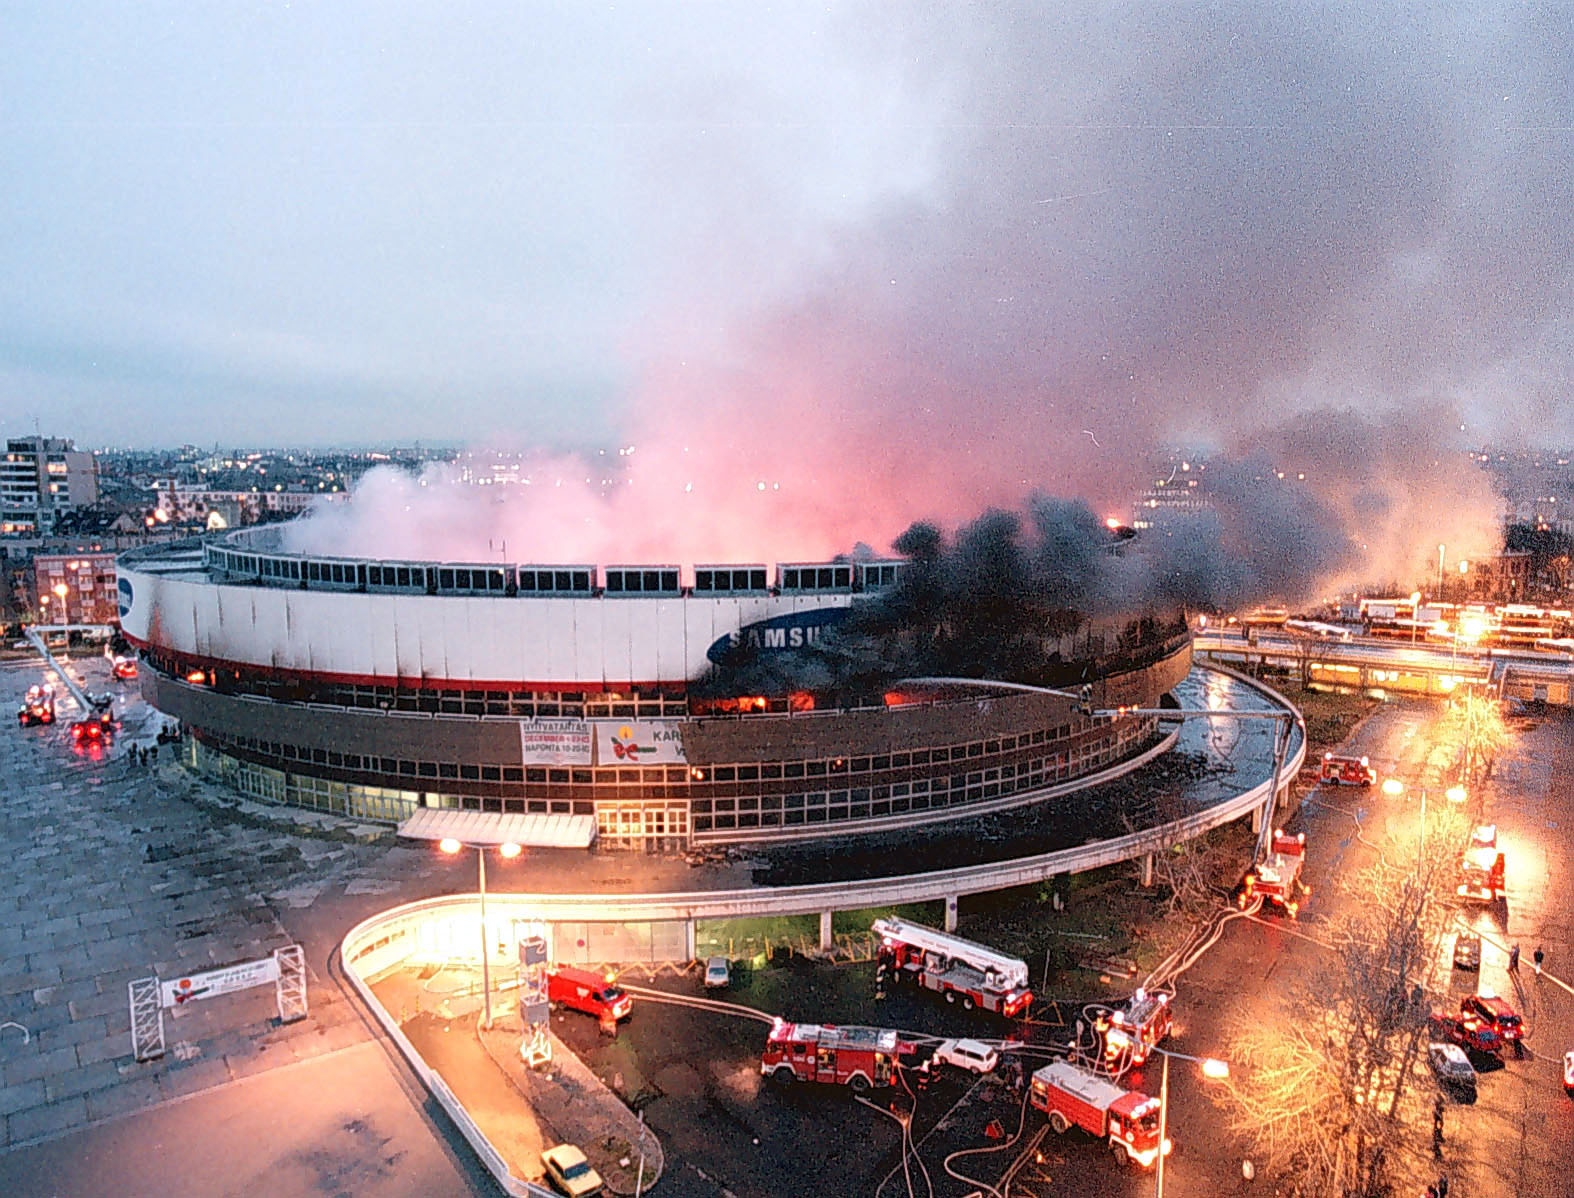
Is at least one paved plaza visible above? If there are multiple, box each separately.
[0,655,452,1153]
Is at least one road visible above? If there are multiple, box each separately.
[1148,696,1574,1198]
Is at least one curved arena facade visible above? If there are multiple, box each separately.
[117,528,1192,852]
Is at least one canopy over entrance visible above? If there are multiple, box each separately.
[397,808,597,849]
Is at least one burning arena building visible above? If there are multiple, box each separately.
[117,527,1192,852]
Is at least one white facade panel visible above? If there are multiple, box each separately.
[624,598,662,684]
[413,597,452,685]
[251,590,292,672]
[191,582,222,661]
[591,598,630,689]
[547,595,585,683]
[654,599,689,684]
[369,595,400,680]
[438,596,473,684]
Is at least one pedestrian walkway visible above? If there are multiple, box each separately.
[367,966,663,1196]
[480,1021,663,1196]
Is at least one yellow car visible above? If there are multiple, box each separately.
[541,1144,604,1197]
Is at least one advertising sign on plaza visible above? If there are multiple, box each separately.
[519,718,593,765]
[594,720,687,764]
[159,957,280,1008]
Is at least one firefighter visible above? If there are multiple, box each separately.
[1509,943,1521,973]
[1432,1096,1445,1159]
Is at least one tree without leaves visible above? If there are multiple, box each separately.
[1120,791,1256,923]
[1441,690,1510,789]
[1210,800,1472,1196]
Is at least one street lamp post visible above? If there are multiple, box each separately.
[1153,1048,1229,1198]
[439,837,521,1030]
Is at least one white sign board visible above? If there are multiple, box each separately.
[594,720,687,764]
[160,957,280,1008]
[519,718,592,765]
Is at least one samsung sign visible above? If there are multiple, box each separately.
[706,608,849,664]
[117,577,134,620]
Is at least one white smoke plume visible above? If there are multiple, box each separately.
[289,4,1557,598]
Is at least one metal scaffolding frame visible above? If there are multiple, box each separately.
[274,944,309,1024]
[128,976,166,1062]
[518,935,551,1068]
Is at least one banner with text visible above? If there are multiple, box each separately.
[519,718,593,766]
[160,957,280,1008]
[594,720,687,765]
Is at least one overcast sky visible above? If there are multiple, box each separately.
[3,3,1570,571]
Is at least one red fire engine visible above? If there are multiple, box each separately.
[17,685,56,727]
[760,1019,921,1092]
[1239,830,1309,917]
[1429,1008,1502,1056]
[1030,1060,1168,1167]
[1318,752,1376,786]
[1099,989,1172,1069]
[1457,825,1505,902]
[872,917,1032,1016]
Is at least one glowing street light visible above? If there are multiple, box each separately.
[1154,1047,1230,1198]
[438,838,523,1029]
[1383,778,1428,865]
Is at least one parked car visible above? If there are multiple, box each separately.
[933,1038,999,1075]
[703,956,730,989]
[1563,1050,1574,1096]
[1452,932,1481,970]
[541,1144,604,1197]
[1427,1042,1477,1099]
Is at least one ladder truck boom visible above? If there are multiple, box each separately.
[871,918,1029,988]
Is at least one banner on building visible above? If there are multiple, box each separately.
[593,720,687,765]
[519,718,593,766]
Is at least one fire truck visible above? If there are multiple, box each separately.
[1030,1060,1168,1168]
[1318,752,1376,786]
[760,1019,924,1092]
[1098,988,1172,1069]
[1429,1008,1502,1056]
[872,917,1033,1016]
[17,685,56,727]
[1238,830,1309,917]
[1457,825,1505,902]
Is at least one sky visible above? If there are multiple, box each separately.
[4,3,1571,585]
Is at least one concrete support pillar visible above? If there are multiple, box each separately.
[1251,800,1264,834]
[819,910,833,953]
[1141,853,1154,888]
[684,918,696,962]
[944,895,959,932]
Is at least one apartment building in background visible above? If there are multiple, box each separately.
[1,437,99,534]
